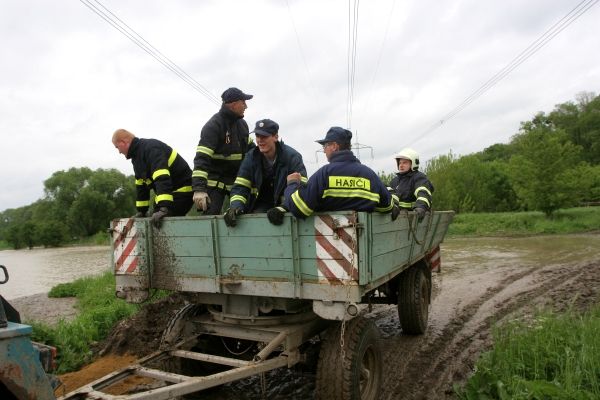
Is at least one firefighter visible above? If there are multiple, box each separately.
[224,119,307,227]
[192,87,254,215]
[283,127,399,220]
[390,147,434,221]
[112,129,193,228]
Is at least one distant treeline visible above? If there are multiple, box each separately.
[2,92,600,249]
[382,91,600,216]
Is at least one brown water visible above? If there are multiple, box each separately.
[0,245,110,300]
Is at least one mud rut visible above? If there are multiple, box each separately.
[58,259,600,399]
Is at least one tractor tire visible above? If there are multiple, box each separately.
[315,317,382,400]
[397,264,430,334]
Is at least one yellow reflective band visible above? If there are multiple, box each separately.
[230,195,247,204]
[414,186,432,197]
[152,169,170,180]
[398,201,413,208]
[155,194,173,203]
[322,189,380,202]
[392,194,400,203]
[197,146,214,156]
[251,188,258,195]
[145,179,152,185]
[225,184,233,191]
[291,190,313,216]
[174,186,193,193]
[328,176,371,190]
[212,153,243,160]
[234,176,252,188]
[193,170,208,179]
[135,178,144,186]
[301,176,308,183]
[375,203,393,212]
[168,150,177,167]
[207,180,226,189]
[136,200,150,207]
[416,197,431,207]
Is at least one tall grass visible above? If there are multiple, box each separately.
[448,206,600,237]
[456,305,600,399]
[28,271,140,373]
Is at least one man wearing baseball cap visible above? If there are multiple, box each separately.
[224,118,307,227]
[283,127,399,219]
[192,87,254,215]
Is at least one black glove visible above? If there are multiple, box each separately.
[133,211,146,218]
[391,205,400,221]
[224,207,242,227]
[414,207,427,222]
[151,207,169,228]
[267,207,286,225]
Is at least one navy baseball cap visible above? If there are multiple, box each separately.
[252,119,279,136]
[221,87,253,103]
[315,127,352,145]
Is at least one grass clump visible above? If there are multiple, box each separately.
[29,271,140,373]
[456,305,600,399]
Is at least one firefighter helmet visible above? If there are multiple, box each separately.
[394,148,419,171]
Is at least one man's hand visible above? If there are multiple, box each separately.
[414,207,427,222]
[151,207,169,228]
[267,207,286,225]
[193,191,211,211]
[224,207,242,227]
[286,172,302,186]
[391,205,400,221]
[133,211,146,218]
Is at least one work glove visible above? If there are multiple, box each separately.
[151,207,169,229]
[267,207,286,225]
[414,207,427,222]
[391,205,400,221]
[193,191,211,212]
[133,211,146,218]
[224,207,243,227]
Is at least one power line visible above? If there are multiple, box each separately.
[411,0,599,145]
[79,0,220,105]
[346,0,360,129]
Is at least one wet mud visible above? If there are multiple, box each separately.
[56,234,600,399]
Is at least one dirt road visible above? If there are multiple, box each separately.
[54,234,600,399]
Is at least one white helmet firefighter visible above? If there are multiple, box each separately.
[394,147,419,173]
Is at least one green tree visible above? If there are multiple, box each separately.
[36,220,68,247]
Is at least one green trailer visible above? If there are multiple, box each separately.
[60,210,453,400]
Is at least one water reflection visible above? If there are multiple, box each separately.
[0,246,110,300]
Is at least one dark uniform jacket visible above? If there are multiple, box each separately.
[229,142,307,213]
[283,150,393,217]
[192,105,253,192]
[128,137,193,215]
[390,170,434,210]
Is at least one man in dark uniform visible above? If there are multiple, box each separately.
[192,87,254,215]
[224,118,307,227]
[390,148,434,221]
[112,129,193,227]
[283,127,398,219]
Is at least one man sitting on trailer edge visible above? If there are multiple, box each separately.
[282,127,400,220]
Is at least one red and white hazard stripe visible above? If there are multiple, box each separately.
[426,245,441,273]
[112,218,140,274]
[314,214,358,284]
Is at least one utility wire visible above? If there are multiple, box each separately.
[411,0,599,145]
[346,0,360,129]
[80,0,220,105]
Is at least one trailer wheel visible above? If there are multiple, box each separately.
[315,317,382,400]
[397,264,430,334]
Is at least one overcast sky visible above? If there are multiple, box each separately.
[1,0,599,211]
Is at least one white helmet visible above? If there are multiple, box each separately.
[394,148,419,171]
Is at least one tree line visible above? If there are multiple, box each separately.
[2,92,599,249]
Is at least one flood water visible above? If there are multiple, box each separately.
[0,246,110,300]
[0,233,599,302]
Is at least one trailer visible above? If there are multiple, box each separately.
[60,209,453,399]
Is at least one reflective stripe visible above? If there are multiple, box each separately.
[174,186,193,193]
[193,170,208,179]
[155,194,174,203]
[328,176,371,190]
[300,176,308,183]
[234,176,252,188]
[414,186,432,197]
[291,190,313,216]
[392,194,400,205]
[207,180,226,189]
[168,150,177,167]
[375,203,393,212]
[398,201,413,208]
[135,178,145,186]
[416,196,431,207]
[136,200,150,207]
[225,184,233,191]
[197,146,214,156]
[212,153,243,160]
[230,195,247,204]
[152,169,170,180]
[322,189,380,202]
